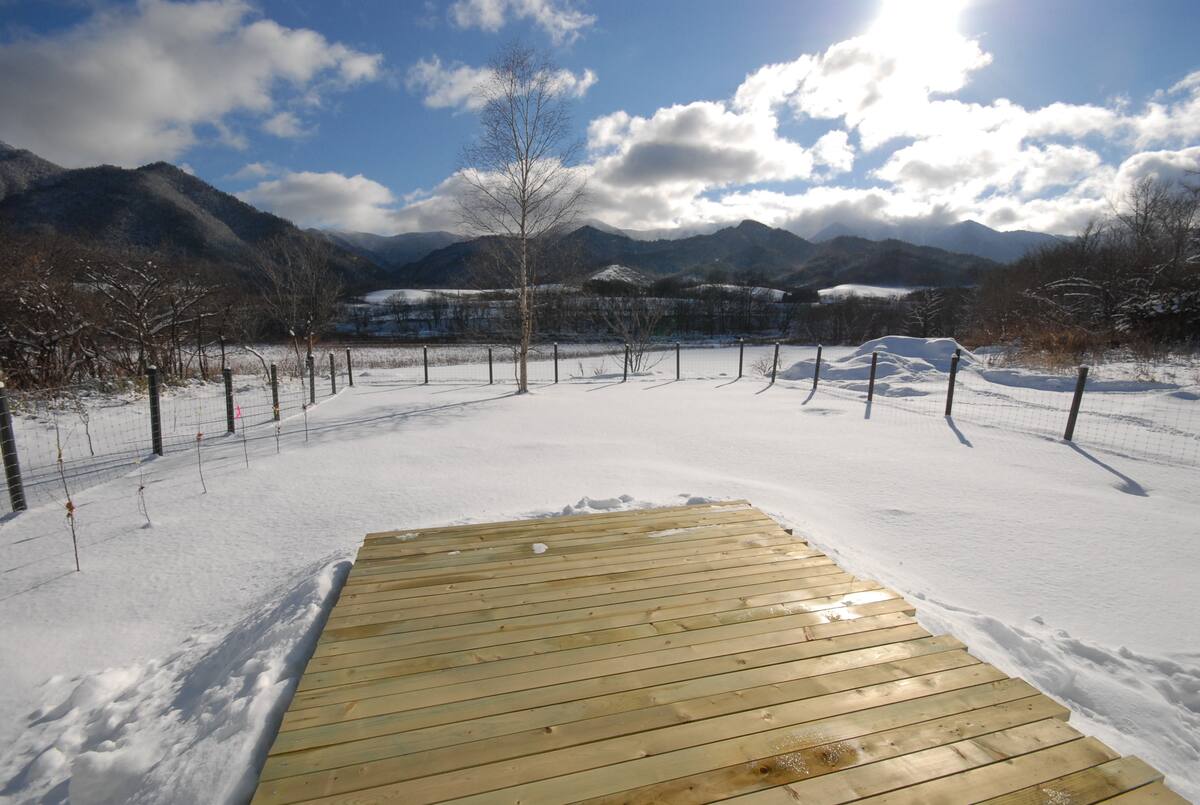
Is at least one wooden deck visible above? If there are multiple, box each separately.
[252,501,1184,804]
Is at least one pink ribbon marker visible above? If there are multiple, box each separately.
[235,405,243,419]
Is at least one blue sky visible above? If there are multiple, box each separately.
[1,0,1198,236]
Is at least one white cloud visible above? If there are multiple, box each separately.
[0,0,382,167]
[262,111,309,138]
[449,0,596,45]
[237,170,402,232]
[228,161,277,181]
[406,56,596,113]
[811,130,855,176]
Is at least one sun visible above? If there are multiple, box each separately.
[868,0,969,43]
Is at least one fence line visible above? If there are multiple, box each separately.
[3,342,1197,518]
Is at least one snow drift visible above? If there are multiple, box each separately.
[0,559,348,804]
[778,335,972,396]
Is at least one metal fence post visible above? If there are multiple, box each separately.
[554,342,559,384]
[623,343,629,383]
[329,352,336,395]
[676,342,681,380]
[945,353,960,416]
[307,355,315,405]
[219,334,226,370]
[813,344,823,389]
[488,347,494,385]
[423,345,429,385]
[738,338,745,379]
[147,366,163,455]
[0,383,28,512]
[867,351,879,403]
[345,348,353,387]
[1064,366,1089,441]
[771,342,779,384]
[223,367,235,433]
[270,364,280,421]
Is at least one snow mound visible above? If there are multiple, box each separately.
[561,494,636,515]
[0,559,349,805]
[817,284,921,301]
[778,336,972,395]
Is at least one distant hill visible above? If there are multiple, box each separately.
[0,141,65,201]
[392,219,997,289]
[810,219,1059,263]
[318,229,461,268]
[0,147,383,287]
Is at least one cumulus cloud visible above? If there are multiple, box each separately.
[237,170,402,232]
[449,0,596,45]
[406,56,595,112]
[0,0,382,167]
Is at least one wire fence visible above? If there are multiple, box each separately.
[2,341,1197,519]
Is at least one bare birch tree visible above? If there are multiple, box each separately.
[457,43,586,393]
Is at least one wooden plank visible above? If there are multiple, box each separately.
[289,679,1044,805]
[1103,782,1192,803]
[593,710,1075,805]
[848,737,1119,803]
[303,596,916,674]
[268,636,968,764]
[259,649,980,789]
[252,504,1177,805]
[324,561,849,629]
[355,510,778,561]
[360,500,752,541]
[286,621,935,716]
[977,755,1164,804]
[316,579,888,649]
[332,549,831,611]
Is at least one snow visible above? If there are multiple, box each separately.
[817,283,921,301]
[360,288,486,305]
[690,283,787,301]
[588,265,648,286]
[1,339,1198,801]
[530,542,548,554]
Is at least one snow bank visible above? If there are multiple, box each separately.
[1,559,348,804]
[817,284,920,301]
[778,335,971,395]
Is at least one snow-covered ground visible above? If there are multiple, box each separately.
[1,338,1198,802]
[818,283,922,301]
[359,288,488,305]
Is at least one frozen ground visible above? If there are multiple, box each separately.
[0,338,1198,802]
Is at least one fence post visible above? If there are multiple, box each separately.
[147,366,163,456]
[423,345,429,385]
[488,347,494,385]
[219,334,226,370]
[676,342,681,380]
[771,342,779,384]
[1064,366,1089,441]
[623,343,629,383]
[329,352,336,395]
[0,383,28,512]
[813,344,823,389]
[307,354,315,405]
[867,351,879,403]
[945,353,960,416]
[223,367,235,434]
[554,342,559,384]
[738,338,745,379]
[270,364,280,421]
[345,349,353,387]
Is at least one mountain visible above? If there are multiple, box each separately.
[0,141,65,201]
[318,229,461,268]
[392,219,997,289]
[810,219,1059,263]
[0,151,383,287]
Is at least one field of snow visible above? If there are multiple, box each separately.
[818,283,921,301]
[360,288,487,305]
[1,337,1198,802]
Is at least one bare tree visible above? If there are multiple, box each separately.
[253,236,344,376]
[457,42,586,393]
